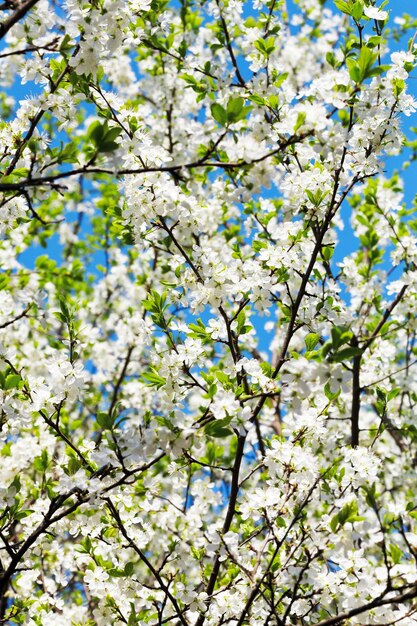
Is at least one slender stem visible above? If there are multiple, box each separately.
[315,585,417,626]
[0,132,313,191]
[195,434,246,626]
[351,350,361,447]
[105,498,189,626]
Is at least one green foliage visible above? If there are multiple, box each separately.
[87,121,122,153]
[211,97,252,126]
[330,500,364,532]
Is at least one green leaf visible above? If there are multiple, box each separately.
[306,189,328,207]
[34,450,49,473]
[59,33,73,55]
[67,457,82,476]
[215,370,231,386]
[104,127,122,142]
[4,374,21,390]
[204,417,233,438]
[188,318,210,341]
[376,387,387,402]
[96,412,115,430]
[330,500,364,532]
[128,603,139,626]
[100,141,120,153]
[347,59,361,83]
[248,94,265,106]
[254,37,276,57]
[227,97,244,118]
[226,97,252,123]
[236,310,247,335]
[362,483,378,509]
[326,51,337,67]
[88,120,106,145]
[322,246,334,261]
[108,567,126,578]
[324,381,340,401]
[143,290,169,328]
[305,333,319,352]
[142,369,166,389]
[334,0,352,15]
[351,1,363,21]
[388,543,403,565]
[330,326,352,350]
[87,122,121,153]
[78,536,92,554]
[348,45,379,83]
[260,362,273,378]
[332,347,362,362]
[358,46,374,74]
[387,387,400,402]
[211,103,227,126]
[14,509,34,520]
[375,387,387,417]
[294,112,306,132]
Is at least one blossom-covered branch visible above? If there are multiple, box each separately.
[0,0,416,624]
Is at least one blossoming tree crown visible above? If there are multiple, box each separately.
[0,0,417,624]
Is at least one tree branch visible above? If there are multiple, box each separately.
[0,0,39,40]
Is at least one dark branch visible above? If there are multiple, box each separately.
[0,0,39,40]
